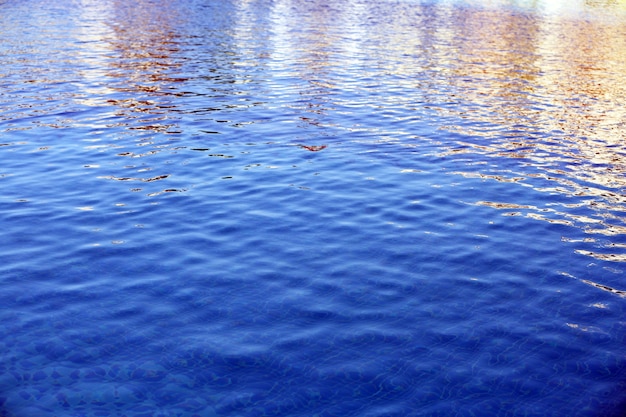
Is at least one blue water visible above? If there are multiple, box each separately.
[1,0,626,416]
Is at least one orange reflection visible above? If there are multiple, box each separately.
[107,0,185,85]
[103,0,187,129]
[70,0,192,194]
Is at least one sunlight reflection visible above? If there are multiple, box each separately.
[266,0,344,143]
[74,0,116,108]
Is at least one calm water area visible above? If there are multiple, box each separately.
[1,0,626,415]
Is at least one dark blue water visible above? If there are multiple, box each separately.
[2,0,626,416]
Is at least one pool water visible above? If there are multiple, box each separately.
[1,0,626,416]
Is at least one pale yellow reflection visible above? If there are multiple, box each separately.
[535,14,626,185]
[422,5,626,239]
[74,0,117,108]
[267,0,344,133]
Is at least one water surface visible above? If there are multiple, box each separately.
[1,0,626,416]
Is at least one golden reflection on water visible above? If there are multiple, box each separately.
[404,4,626,239]
[438,3,626,144]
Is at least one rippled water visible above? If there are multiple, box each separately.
[2,0,626,416]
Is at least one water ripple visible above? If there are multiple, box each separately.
[2,0,626,416]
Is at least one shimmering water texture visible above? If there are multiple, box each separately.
[1,0,626,416]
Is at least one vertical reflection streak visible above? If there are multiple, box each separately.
[73,0,116,119]
[266,0,344,143]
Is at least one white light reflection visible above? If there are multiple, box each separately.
[73,0,117,108]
